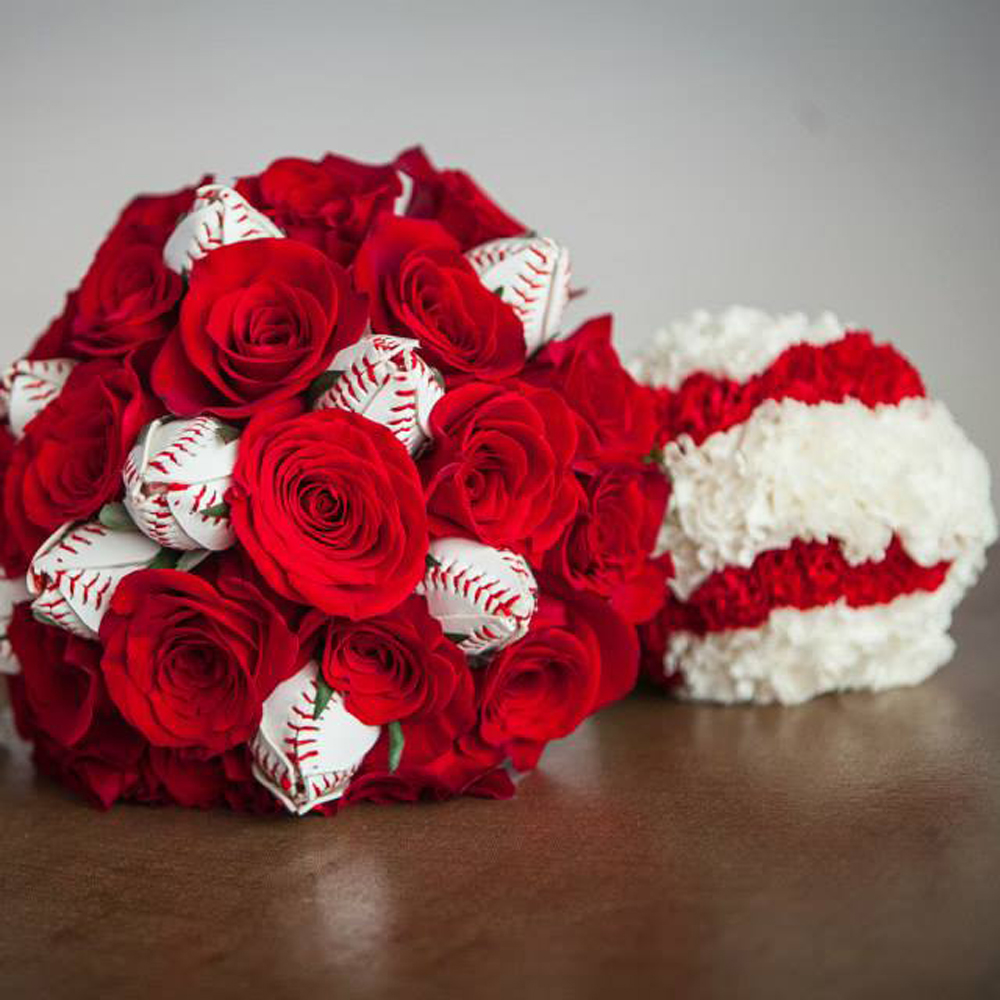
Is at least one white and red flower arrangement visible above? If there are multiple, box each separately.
[633,307,997,704]
[0,148,670,813]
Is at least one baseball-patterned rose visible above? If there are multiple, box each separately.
[476,593,638,770]
[152,238,366,418]
[421,381,581,555]
[3,360,159,565]
[99,563,299,754]
[229,406,429,618]
[236,153,402,265]
[354,215,526,379]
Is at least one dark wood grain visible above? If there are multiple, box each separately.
[1,563,997,1000]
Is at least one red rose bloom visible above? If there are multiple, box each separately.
[354,215,526,379]
[421,381,581,554]
[5,654,145,811]
[347,727,512,804]
[152,238,366,418]
[308,595,469,727]
[476,594,638,769]
[70,227,184,359]
[7,603,105,747]
[545,465,672,623]
[229,406,429,618]
[395,146,526,251]
[99,565,299,753]
[236,154,402,265]
[3,359,159,561]
[0,426,29,576]
[526,315,659,464]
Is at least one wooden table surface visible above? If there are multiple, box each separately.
[1,563,997,1000]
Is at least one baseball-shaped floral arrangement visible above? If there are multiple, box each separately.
[0,148,670,814]
[632,306,996,704]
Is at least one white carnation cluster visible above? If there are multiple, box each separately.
[635,307,997,705]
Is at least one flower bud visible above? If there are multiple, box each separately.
[163,184,283,274]
[250,661,380,815]
[419,537,538,656]
[312,334,443,454]
[0,358,76,437]
[466,236,571,355]
[123,416,237,551]
[28,521,161,639]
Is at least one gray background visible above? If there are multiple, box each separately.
[2,0,997,489]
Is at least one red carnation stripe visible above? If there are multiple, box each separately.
[656,332,926,447]
[660,536,949,636]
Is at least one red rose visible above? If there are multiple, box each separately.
[236,154,401,265]
[525,316,659,465]
[395,146,526,250]
[545,465,672,623]
[354,215,526,379]
[347,731,512,805]
[421,381,581,554]
[3,359,159,560]
[0,426,29,576]
[307,595,470,728]
[106,181,207,247]
[7,603,105,747]
[476,593,638,769]
[5,662,145,810]
[229,407,429,618]
[69,227,184,359]
[99,565,299,753]
[152,238,366,418]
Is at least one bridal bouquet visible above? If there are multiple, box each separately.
[0,148,670,813]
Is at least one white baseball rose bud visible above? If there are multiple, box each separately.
[0,576,30,674]
[0,358,77,437]
[250,661,381,816]
[163,183,284,274]
[418,537,538,656]
[311,334,444,454]
[123,416,237,552]
[466,236,571,356]
[27,521,161,639]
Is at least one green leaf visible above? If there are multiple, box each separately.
[313,674,336,720]
[215,423,241,444]
[387,720,405,773]
[98,501,136,531]
[426,553,441,571]
[642,445,665,466]
[146,548,182,570]
[307,369,342,406]
[175,549,212,573]
[201,502,230,518]
[493,286,505,300]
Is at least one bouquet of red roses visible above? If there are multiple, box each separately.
[0,148,670,814]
